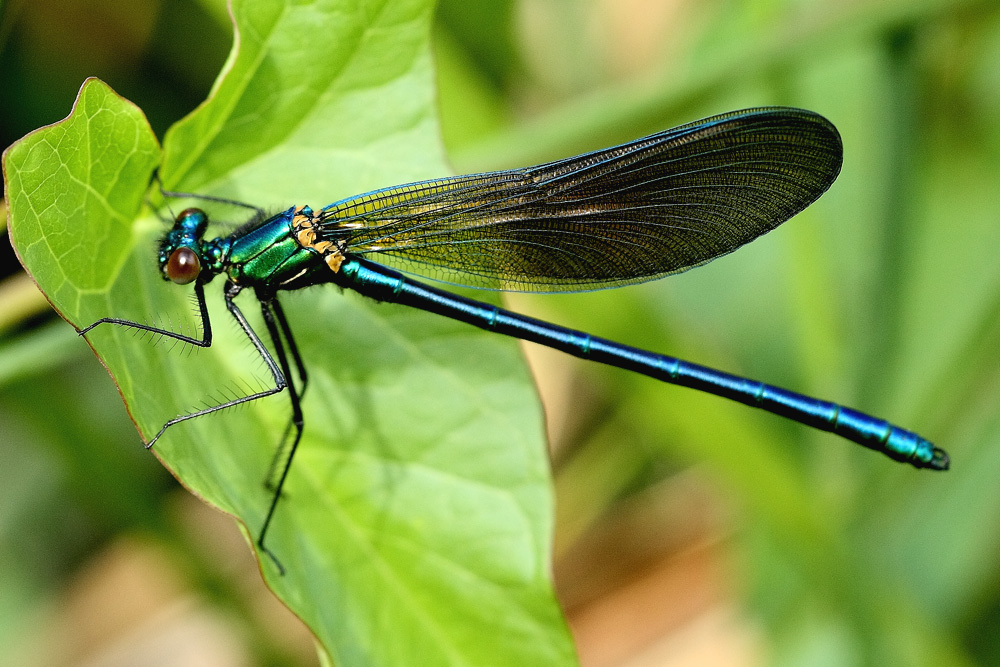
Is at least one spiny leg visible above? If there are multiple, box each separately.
[79,281,287,452]
[78,281,214,348]
[263,298,309,492]
[256,297,305,576]
[131,282,288,452]
[272,298,308,393]
[82,273,296,570]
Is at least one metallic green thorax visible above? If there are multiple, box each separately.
[224,207,328,292]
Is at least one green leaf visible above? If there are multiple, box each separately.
[4,78,161,305]
[4,1,575,665]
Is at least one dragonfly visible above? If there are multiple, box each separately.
[79,107,949,572]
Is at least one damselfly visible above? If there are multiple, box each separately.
[80,108,949,572]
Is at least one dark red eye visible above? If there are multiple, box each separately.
[166,247,201,284]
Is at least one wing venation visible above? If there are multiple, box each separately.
[316,107,843,292]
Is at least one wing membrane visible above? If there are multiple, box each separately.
[316,107,842,291]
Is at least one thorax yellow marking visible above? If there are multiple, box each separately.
[292,206,348,273]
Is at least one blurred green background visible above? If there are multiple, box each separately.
[2,0,1000,665]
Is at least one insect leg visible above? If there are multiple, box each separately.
[139,282,288,451]
[272,298,308,394]
[255,296,305,575]
[78,280,214,347]
[262,298,309,492]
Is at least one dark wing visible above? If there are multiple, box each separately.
[315,107,842,292]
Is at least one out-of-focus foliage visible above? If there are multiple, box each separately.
[2,0,1000,665]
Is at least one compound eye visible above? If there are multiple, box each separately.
[166,247,201,284]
